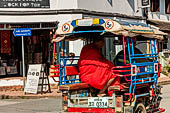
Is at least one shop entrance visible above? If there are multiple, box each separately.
[0,29,52,77]
[0,30,19,77]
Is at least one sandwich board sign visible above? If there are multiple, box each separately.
[24,64,42,94]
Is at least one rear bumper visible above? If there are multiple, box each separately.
[68,107,115,113]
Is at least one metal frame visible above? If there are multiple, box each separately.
[58,40,80,85]
[56,36,162,112]
[123,37,161,109]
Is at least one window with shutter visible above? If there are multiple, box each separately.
[150,0,160,12]
[165,0,170,14]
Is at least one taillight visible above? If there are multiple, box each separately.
[154,63,158,73]
[133,67,136,74]
[115,96,123,112]
[155,65,157,71]
[131,65,137,75]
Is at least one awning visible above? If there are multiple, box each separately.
[148,19,170,31]
[53,18,167,42]
[112,20,167,40]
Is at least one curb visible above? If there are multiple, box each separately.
[0,85,61,99]
[158,76,170,85]
[0,95,61,99]
[0,93,62,99]
[158,80,170,85]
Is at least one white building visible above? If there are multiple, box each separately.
[148,0,170,25]
[0,0,147,76]
[147,0,170,67]
[0,0,146,25]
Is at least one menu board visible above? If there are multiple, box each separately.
[0,0,50,8]
[24,64,42,94]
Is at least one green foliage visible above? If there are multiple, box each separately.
[161,55,167,61]
[55,53,58,60]
[20,96,25,99]
[161,65,170,76]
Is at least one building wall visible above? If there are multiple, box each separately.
[0,0,145,29]
[0,15,58,23]
[57,0,78,9]
[77,0,143,16]
[0,0,145,59]
[0,0,143,16]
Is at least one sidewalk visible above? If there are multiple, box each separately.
[0,75,170,99]
[0,77,62,99]
[0,84,62,99]
[158,74,170,85]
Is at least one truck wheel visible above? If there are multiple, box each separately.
[134,103,146,113]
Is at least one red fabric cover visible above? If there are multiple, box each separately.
[78,43,120,90]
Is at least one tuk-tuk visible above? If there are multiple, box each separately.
[51,18,167,113]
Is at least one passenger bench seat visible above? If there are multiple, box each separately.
[59,66,90,91]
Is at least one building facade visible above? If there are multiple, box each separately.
[147,0,170,67]
[0,0,146,76]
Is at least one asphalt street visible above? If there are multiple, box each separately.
[0,98,62,113]
[0,84,169,113]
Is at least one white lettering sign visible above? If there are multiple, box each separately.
[0,0,49,8]
[24,64,42,94]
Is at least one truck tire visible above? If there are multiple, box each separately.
[134,103,146,113]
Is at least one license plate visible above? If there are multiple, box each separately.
[88,97,108,108]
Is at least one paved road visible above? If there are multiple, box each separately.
[160,84,170,113]
[0,84,169,113]
[0,98,62,113]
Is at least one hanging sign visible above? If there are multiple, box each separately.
[13,28,32,37]
[0,0,50,8]
[24,64,42,94]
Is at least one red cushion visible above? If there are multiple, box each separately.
[65,66,79,76]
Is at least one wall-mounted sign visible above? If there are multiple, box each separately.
[0,0,50,8]
[142,0,149,6]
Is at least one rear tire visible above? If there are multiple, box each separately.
[134,103,146,113]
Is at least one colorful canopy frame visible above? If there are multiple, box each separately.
[52,18,167,42]
[51,18,167,85]
[51,19,167,113]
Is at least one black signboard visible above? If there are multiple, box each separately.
[0,0,50,8]
[142,0,149,6]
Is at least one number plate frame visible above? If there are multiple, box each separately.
[88,97,109,108]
